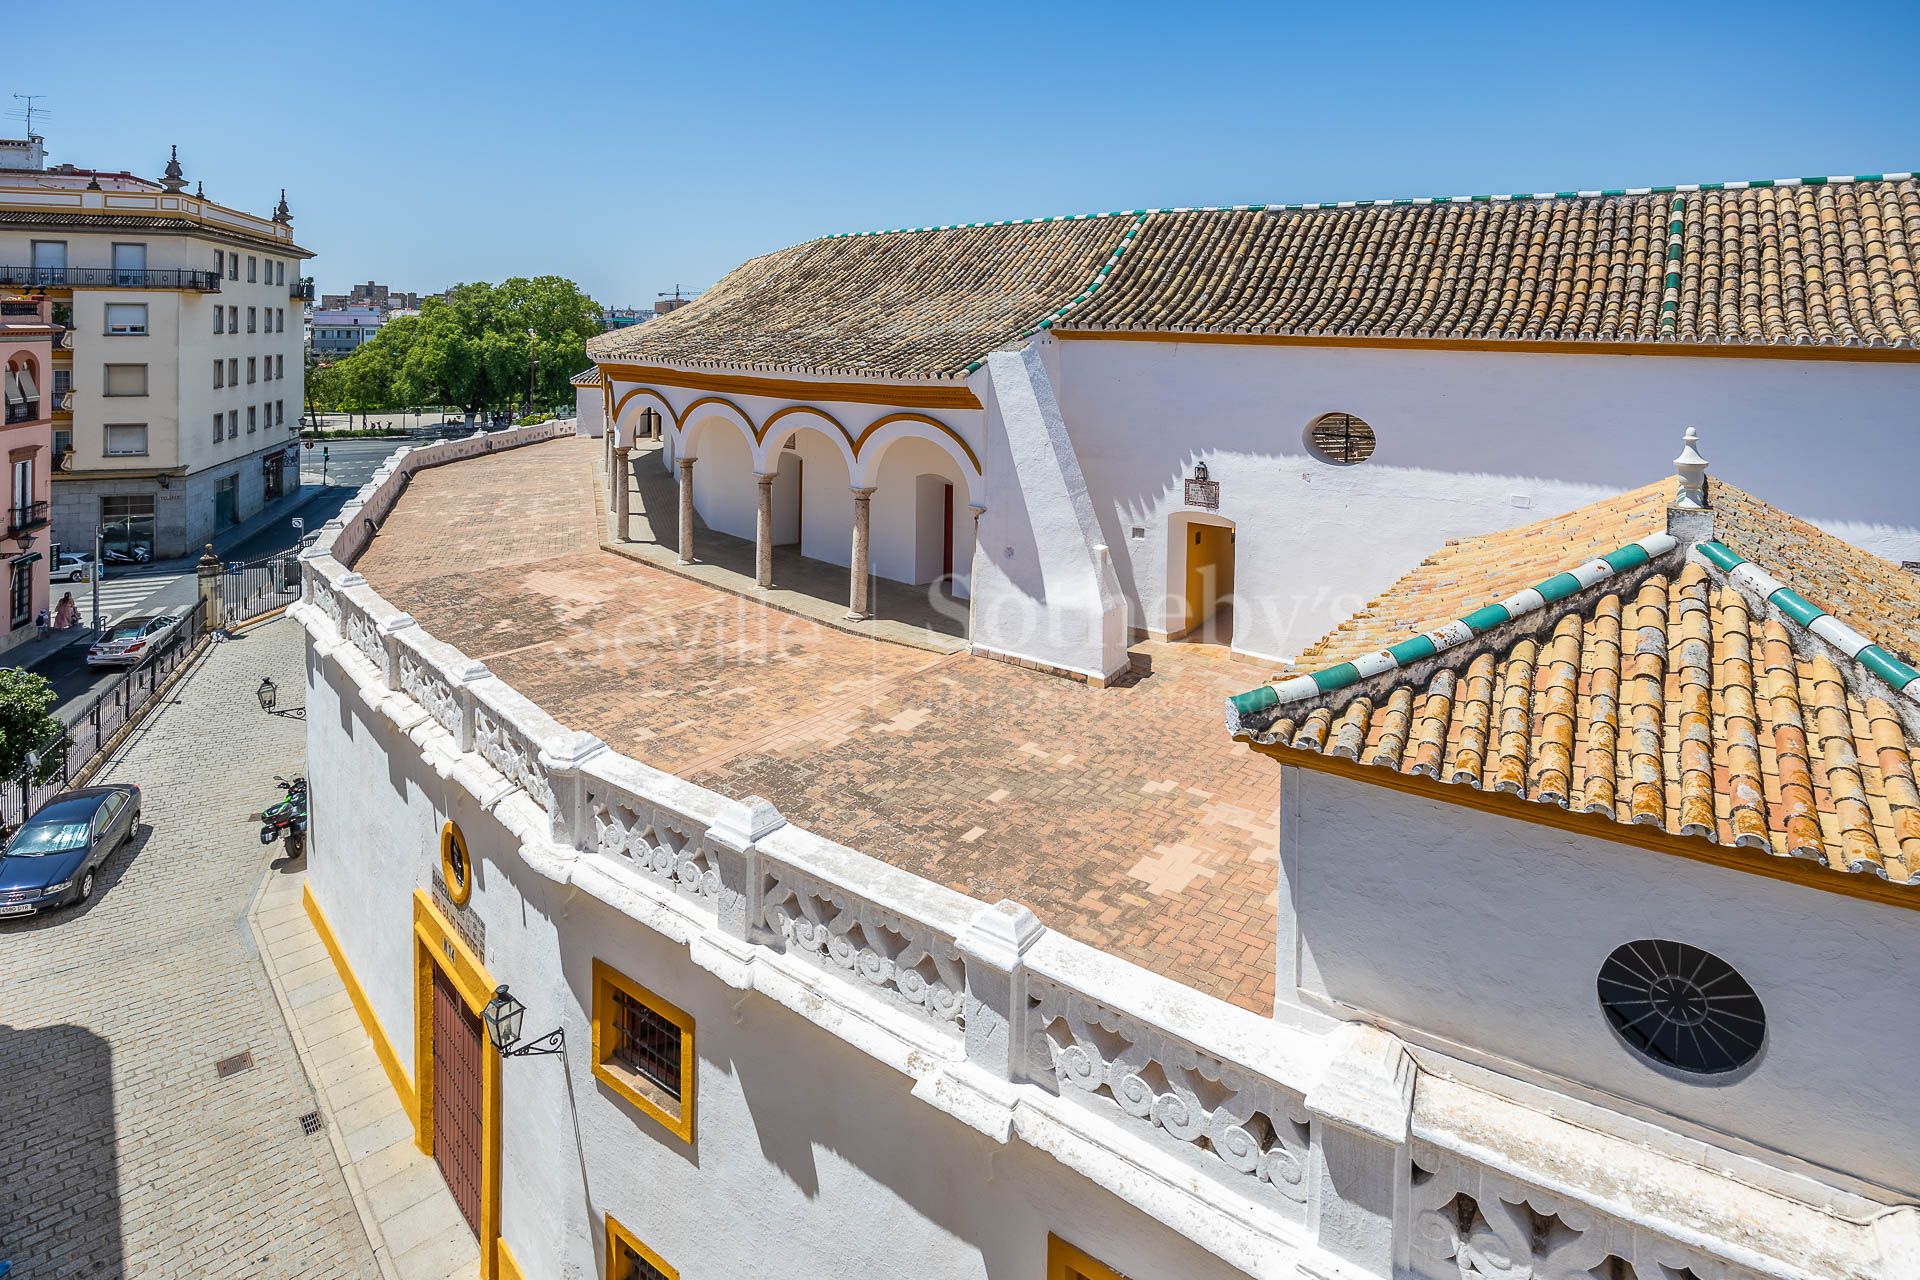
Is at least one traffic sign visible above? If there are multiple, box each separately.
[304,439,315,450]
[291,517,305,531]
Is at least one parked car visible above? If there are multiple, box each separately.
[53,552,101,583]
[0,784,141,915]
[86,613,185,668]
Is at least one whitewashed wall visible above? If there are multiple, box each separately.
[1279,765,1920,1200]
[295,422,1920,1280]
[575,385,605,437]
[304,632,1257,1280]
[1048,335,1920,661]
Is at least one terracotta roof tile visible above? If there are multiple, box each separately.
[588,178,1918,381]
[1229,480,1920,887]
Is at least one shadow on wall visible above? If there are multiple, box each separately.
[0,1022,123,1276]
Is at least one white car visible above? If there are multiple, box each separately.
[53,552,101,583]
[86,612,184,668]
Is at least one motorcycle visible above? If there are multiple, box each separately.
[259,775,308,858]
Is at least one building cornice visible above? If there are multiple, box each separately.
[1051,328,1920,363]
[596,362,984,410]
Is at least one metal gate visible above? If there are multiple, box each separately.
[431,965,483,1236]
[218,550,302,626]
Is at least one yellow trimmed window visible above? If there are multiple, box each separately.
[1049,1234,1133,1280]
[592,959,694,1142]
[606,1214,677,1280]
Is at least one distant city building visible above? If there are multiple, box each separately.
[653,295,690,315]
[309,306,385,358]
[0,135,311,560]
[601,307,654,330]
[318,280,420,313]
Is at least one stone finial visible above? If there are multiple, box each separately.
[160,144,187,193]
[1673,427,1708,509]
[194,180,204,199]
[85,174,101,192]
[273,188,292,224]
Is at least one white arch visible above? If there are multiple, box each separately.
[607,383,676,449]
[754,406,857,478]
[851,416,980,499]
[674,397,756,458]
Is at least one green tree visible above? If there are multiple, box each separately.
[0,668,63,781]
[321,277,600,420]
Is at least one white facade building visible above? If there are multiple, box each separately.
[0,140,314,559]
[295,172,1920,1280]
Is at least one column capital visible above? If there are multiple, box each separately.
[849,485,876,499]
[678,455,697,467]
[755,471,776,484]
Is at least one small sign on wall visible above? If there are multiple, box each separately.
[1184,477,1220,511]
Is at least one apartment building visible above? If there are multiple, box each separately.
[0,294,54,655]
[0,137,316,560]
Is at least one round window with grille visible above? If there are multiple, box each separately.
[1304,412,1377,465]
[1597,939,1764,1076]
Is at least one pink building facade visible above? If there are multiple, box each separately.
[2,294,55,655]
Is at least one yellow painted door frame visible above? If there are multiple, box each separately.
[412,889,505,1279]
[1179,519,1236,635]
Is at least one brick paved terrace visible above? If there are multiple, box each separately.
[358,436,1280,1011]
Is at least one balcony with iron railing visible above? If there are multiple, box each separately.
[291,276,316,302]
[7,501,48,535]
[0,265,222,292]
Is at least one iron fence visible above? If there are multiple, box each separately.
[218,550,302,625]
[0,608,209,833]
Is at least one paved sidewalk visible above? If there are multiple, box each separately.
[251,868,480,1280]
[0,618,382,1278]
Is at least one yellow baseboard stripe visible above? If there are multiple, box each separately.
[496,1239,526,1280]
[303,882,416,1116]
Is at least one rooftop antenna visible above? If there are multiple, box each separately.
[10,94,47,135]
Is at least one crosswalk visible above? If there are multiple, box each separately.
[51,571,185,626]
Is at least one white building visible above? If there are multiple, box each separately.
[310,304,386,359]
[292,171,1920,1280]
[0,140,313,559]
[591,174,1919,680]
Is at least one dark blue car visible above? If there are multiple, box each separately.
[0,784,141,917]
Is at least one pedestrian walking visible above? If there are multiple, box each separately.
[55,592,77,630]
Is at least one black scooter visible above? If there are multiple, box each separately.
[259,775,308,858]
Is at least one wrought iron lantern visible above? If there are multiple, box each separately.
[483,984,565,1058]
[256,676,278,713]
[1193,461,1209,483]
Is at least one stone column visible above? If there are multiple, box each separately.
[196,544,222,633]
[755,473,774,589]
[846,486,875,620]
[1302,1024,1416,1280]
[676,456,697,564]
[612,446,631,543]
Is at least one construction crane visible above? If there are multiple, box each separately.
[655,285,701,313]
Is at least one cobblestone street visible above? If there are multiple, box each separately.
[0,620,384,1278]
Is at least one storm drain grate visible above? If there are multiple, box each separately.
[215,1051,254,1079]
[299,1110,324,1136]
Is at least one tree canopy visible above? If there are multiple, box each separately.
[309,277,601,416]
[0,667,63,781]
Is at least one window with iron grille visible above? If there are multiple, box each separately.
[1304,412,1377,466]
[611,988,679,1097]
[592,960,693,1141]
[606,1216,677,1280]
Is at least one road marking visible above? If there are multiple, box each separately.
[60,572,185,624]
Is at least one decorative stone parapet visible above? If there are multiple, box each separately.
[291,419,1911,1280]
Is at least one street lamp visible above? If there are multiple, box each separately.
[482,984,565,1058]
[256,676,278,713]
[524,328,538,422]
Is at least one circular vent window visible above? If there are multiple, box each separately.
[1304,412,1377,465]
[1597,939,1764,1076]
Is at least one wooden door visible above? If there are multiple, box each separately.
[431,964,484,1236]
[941,482,954,579]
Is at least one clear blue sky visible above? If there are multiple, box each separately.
[13,1,1917,309]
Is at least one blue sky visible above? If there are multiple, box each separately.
[13,1,1917,308]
